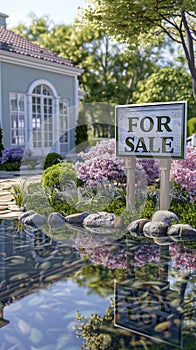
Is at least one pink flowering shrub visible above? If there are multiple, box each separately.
[75,242,196,270]
[74,139,159,187]
[74,139,126,187]
[170,244,196,271]
[171,146,196,201]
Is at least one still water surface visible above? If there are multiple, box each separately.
[0,219,195,349]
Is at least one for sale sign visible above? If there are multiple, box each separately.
[115,101,187,159]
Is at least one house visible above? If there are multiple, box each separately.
[0,12,83,160]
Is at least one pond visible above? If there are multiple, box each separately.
[0,219,195,350]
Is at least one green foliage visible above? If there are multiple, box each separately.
[24,182,53,217]
[120,210,139,227]
[0,162,21,171]
[12,16,162,105]
[43,152,63,170]
[169,200,196,227]
[85,1,196,101]
[104,190,126,216]
[169,184,196,227]
[187,117,196,136]
[133,67,196,118]
[85,0,196,43]
[42,162,77,191]
[11,181,26,207]
[51,198,78,216]
[140,192,158,219]
[140,199,157,220]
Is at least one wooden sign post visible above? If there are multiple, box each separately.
[160,158,171,210]
[116,102,187,211]
[125,158,136,211]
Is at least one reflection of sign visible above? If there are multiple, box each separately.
[114,280,183,347]
[115,101,187,159]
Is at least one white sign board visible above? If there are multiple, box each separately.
[116,101,187,159]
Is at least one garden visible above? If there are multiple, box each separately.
[1,138,195,231]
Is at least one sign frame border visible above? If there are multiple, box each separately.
[115,101,187,159]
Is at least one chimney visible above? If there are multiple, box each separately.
[0,13,9,28]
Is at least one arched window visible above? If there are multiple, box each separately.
[31,84,53,149]
[27,80,69,155]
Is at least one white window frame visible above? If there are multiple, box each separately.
[10,92,26,146]
[58,98,69,145]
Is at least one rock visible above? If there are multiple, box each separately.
[127,219,149,237]
[34,163,43,169]
[167,224,196,241]
[153,236,179,245]
[22,212,47,230]
[83,211,115,228]
[143,221,169,238]
[20,210,36,222]
[48,212,66,228]
[20,164,33,170]
[113,216,124,228]
[65,212,89,224]
[151,210,179,225]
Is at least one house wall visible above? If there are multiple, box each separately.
[1,61,78,154]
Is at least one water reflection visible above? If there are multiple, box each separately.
[0,220,84,330]
[115,241,184,347]
[0,219,195,349]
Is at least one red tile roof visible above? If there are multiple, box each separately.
[0,25,76,68]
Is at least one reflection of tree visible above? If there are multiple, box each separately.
[73,263,125,297]
[75,302,153,350]
[75,300,196,350]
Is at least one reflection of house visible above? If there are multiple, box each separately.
[0,12,83,157]
[0,220,84,328]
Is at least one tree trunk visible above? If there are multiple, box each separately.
[192,77,196,102]
[181,10,196,101]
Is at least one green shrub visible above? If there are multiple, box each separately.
[24,182,53,217]
[169,184,196,227]
[0,162,21,171]
[43,152,63,170]
[169,201,196,227]
[52,198,78,216]
[104,189,126,216]
[139,191,157,219]
[42,162,77,191]
[11,181,26,207]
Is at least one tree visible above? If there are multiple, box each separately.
[12,14,163,104]
[187,117,196,136]
[84,0,196,101]
[133,66,196,118]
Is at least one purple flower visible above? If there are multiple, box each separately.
[1,147,24,164]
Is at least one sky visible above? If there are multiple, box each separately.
[0,0,88,28]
